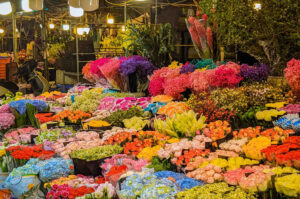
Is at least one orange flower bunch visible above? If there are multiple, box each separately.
[176,149,210,167]
[104,132,138,146]
[157,102,189,117]
[202,121,232,141]
[233,126,294,141]
[123,131,169,156]
[53,109,92,123]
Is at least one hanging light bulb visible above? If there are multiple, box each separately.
[80,0,99,11]
[49,23,55,29]
[29,0,43,11]
[0,1,12,15]
[0,28,4,34]
[69,0,80,8]
[22,0,33,12]
[254,2,262,10]
[121,25,125,32]
[63,24,70,31]
[69,6,84,17]
[76,27,84,35]
[107,13,114,24]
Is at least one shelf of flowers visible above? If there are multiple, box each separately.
[0,57,299,199]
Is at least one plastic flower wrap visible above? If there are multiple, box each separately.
[284,58,300,98]
[5,158,41,198]
[275,174,300,197]
[243,136,271,160]
[39,158,74,182]
[100,58,126,91]
[154,110,206,137]
[90,57,110,82]
[9,99,47,115]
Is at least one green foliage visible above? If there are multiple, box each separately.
[124,23,174,67]
[198,0,299,75]
[148,156,177,172]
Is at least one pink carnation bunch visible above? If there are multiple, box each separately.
[284,58,300,98]
[210,67,243,88]
[100,58,126,91]
[164,73,191,99]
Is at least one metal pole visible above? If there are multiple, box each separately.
[124,1,127,57]
[124,1,127,26]
[155,0,158,26]
[42,9,49,80]
[76,32,80,83]
[12,10,18,62]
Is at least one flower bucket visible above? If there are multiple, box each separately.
[128,72,137,93]
[5,175,40,198]
[73,157,109,177]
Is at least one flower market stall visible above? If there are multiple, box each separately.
[0,56,299,199]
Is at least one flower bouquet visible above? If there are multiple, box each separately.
[4,127,39,144]
[120,56,157,93]
[284,58,300,99]
[70,145,123,176]
[52,131,103,159]
[5,145,54,167]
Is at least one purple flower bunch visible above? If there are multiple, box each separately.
[240,63,270,82]
[119,56,157,80]
[180,63,196,74]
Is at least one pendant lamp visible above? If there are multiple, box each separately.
[69,0,80,8]
[80,0,99,11]
[29,0,43,11]
[0,1,12,15]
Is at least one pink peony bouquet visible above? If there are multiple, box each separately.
[52,131,103,159]
[284,58,300,98]
[5,127,39,144]
[224,165,272,192]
